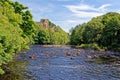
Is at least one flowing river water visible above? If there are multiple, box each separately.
[0,45,120,80]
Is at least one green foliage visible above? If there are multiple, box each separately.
[70,12,120,50]
[11,1,36,44]
[37,28,50,44]
[0,0,35,74]
[80,43,101,50]
[100,12,120,48]
[70,24,85,45]
[82,18,104,43]
[35,19,70,45]
[50,26,69,44]
[0,69,4,74]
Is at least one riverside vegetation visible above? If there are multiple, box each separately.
[0,0,69,74]
[0,0,120,75]
[70,12,120,50]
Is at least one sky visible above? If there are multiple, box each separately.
[13,0,120,32]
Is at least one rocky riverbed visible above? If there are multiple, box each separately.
[0,45,120,80]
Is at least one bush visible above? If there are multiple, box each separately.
[80,43,101,50]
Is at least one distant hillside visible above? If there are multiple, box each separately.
[35,19,70,44]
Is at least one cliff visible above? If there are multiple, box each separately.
[36,19,56,31]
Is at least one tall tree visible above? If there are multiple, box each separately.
[70,12,120,50]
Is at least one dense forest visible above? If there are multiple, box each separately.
[35,19,70,45]
[0,0,36,74]
[70,12,120,50]
[0,0,69,74]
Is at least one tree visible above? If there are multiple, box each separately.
[100,12,120,48]
[11,1,36,44]
[70,24,85,45]
[0,0,34,74]
[35,19,70,45]
[70,12,120,50]
[37,29,50,44]
[82,17,104,44]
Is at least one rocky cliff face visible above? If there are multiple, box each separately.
[36,19,55,31]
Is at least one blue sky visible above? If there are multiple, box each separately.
[13,0,120,32]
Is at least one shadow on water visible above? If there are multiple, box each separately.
[87,52,120,79]
[0,60,28,80]
[90,52,120,64]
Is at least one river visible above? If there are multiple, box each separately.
[0,45,120,80]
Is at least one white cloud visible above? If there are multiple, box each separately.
[99,4,111,12]
[117,10,120,13]
[54,20,77,23]
[66,20,76,23]
[65,4,111,18]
